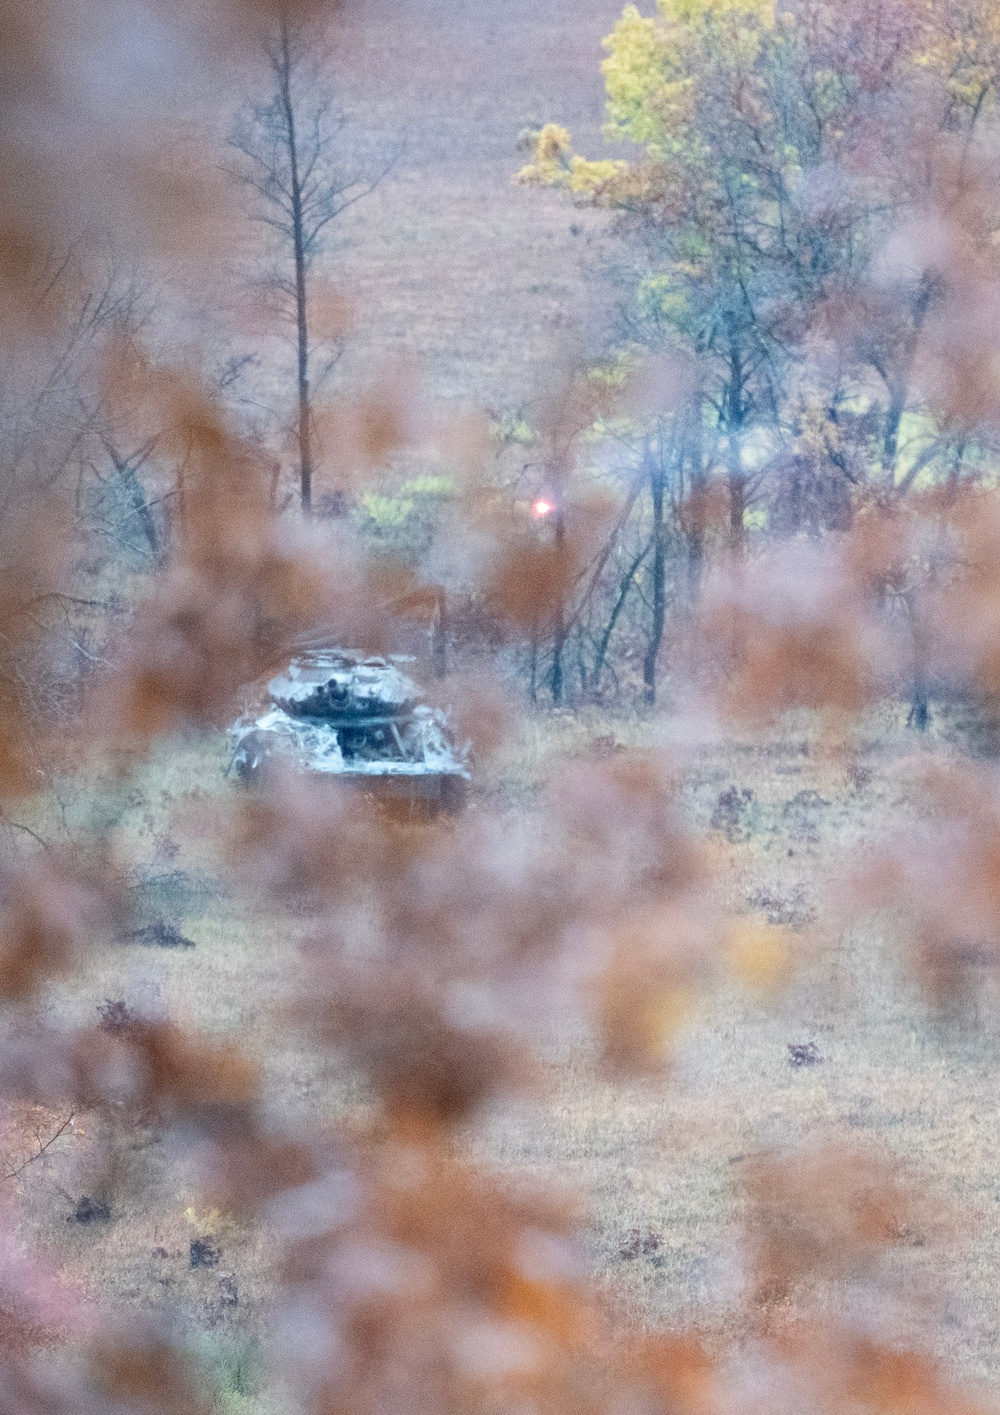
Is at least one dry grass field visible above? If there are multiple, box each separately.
[9,701,1000,1406]
[472,708,1000,1384]
[316,0,628,408]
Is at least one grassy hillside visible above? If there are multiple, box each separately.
[325,0,627,405]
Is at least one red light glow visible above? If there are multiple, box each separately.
[532,498,556,519]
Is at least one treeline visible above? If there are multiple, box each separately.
[490,0,1000,707]
[13,2,1000,723]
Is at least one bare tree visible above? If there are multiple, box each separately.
[0,257,142,518]
[230,15,396,515]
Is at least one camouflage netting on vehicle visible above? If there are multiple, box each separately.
[230,652,470,804]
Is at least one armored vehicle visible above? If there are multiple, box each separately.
[229,651,469,812]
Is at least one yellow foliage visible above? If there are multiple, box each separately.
[658,0,775,25]
[569,155,630,193]
[524,0,1000,221]
[601,0,774,159]
[601,5,676,153]
[183,1204,235,1235]
[516,122,628,194]
[515,123,572,187]
[520,0,784,201]
[919,0,1000,117]
[535,122,572,163]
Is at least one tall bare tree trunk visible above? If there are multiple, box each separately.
[685,397,706,606]
[593,542,648,690]
[643,443,667,705]
[550,509,566,705]
[276,20,313,516]
[725,343,746,556]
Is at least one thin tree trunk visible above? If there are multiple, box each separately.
[904,590,930,731]
[686,398,706,605]
[687,507,704,601]
[643,445,667,705]
[107,444,159,557]
[946,441,967,504]
[879,278,933,492]
[593,542,649,690]
[724,345,746,556]
[277,20,313,516]
[550,509,566,705]
[576,623,588,696]
[882,382,906,488]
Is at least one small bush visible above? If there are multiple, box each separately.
[72,1195,111,1224]
[711,786,760,842]
[191,1235,220,1268]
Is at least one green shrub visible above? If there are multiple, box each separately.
[353,474,456,562]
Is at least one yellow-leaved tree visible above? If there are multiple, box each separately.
[521,0,1000,498]
[517,0,1000,709]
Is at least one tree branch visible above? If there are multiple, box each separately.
[3,1113,76,1180]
